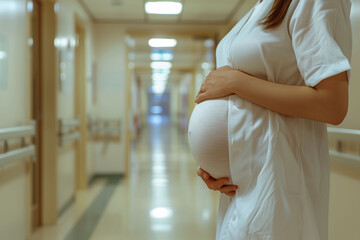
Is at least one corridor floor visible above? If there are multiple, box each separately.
[31,121,219,240]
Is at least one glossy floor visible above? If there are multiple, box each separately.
[31,121,219,240]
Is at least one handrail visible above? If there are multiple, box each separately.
[329,150,360,168]
[60,132,80,146]
[0,122,37,167]
[88,117,122,137]
[59,117,80,129]
[327,127,360,142]
[0,145,36,166]
[0,122,36,141]
[58,117,81,146]
[327,127,360,168]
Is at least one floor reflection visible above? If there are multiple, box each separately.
[31,120,219,240]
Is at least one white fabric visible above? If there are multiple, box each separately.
[212,0,352,239]
[188,97,231,179]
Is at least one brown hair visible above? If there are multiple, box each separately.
[260,0,293,29]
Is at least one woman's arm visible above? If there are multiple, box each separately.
[195,66,349,125]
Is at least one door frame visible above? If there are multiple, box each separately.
[29,0,42,231]
[74,15,88,190]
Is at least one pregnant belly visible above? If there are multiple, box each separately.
[188,97,231,180]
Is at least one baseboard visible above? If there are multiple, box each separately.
[58,194,76,218]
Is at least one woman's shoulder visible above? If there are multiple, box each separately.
[286,0,352,27]
[288,0,351,14]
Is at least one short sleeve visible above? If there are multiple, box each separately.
[289,0,352,87]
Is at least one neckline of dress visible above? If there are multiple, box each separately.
[256,0,264,7]
[229,2,261,45]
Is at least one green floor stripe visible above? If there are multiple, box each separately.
[64,175,123,240]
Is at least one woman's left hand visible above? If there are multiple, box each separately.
[195,65,235,104]
[197,168,238,197]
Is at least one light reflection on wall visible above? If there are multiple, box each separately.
[0,51,7,60]
[151,223,173,232]
[0,1,19,14]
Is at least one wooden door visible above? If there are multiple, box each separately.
[30,0,42,231]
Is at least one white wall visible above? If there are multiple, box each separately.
[0,0,31,239]
[92,24,127,174]
[328,1,360,239]
[170,81,180,124]
[341,0,360,129]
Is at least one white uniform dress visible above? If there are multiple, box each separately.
[191,0,352,239]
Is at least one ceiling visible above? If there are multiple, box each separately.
[78,0,245,87]
[130,35,211,85]
[79,0,243,24]
[131,35,209,68]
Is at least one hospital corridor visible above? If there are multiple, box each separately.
[1,0,360,240]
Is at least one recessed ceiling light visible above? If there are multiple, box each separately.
[145,1,183,15]
[149,38,177,48]
[151,61,172,69]
[151,52,174,61]
[152,73,169,81]
[153,69,171,75]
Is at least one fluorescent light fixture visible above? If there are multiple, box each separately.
[151,61,172,69]
[153,69,170,75]
[54,37,69,49]
[151,52,174,61]
[149,38,177,48]
[150,207,173,219]
[145,1,183,15]
[152,73,168,81]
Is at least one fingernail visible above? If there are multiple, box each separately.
[203,174,209,179]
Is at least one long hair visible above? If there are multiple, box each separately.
[260,0,293,29]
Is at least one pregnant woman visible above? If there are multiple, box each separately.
[187,0,352,239]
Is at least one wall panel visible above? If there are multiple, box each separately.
[0,0,31,238]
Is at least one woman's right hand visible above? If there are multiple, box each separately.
[197,168,238,197]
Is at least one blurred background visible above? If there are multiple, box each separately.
[0,0,359,239]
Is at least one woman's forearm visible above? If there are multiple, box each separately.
[226,70,348,125]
